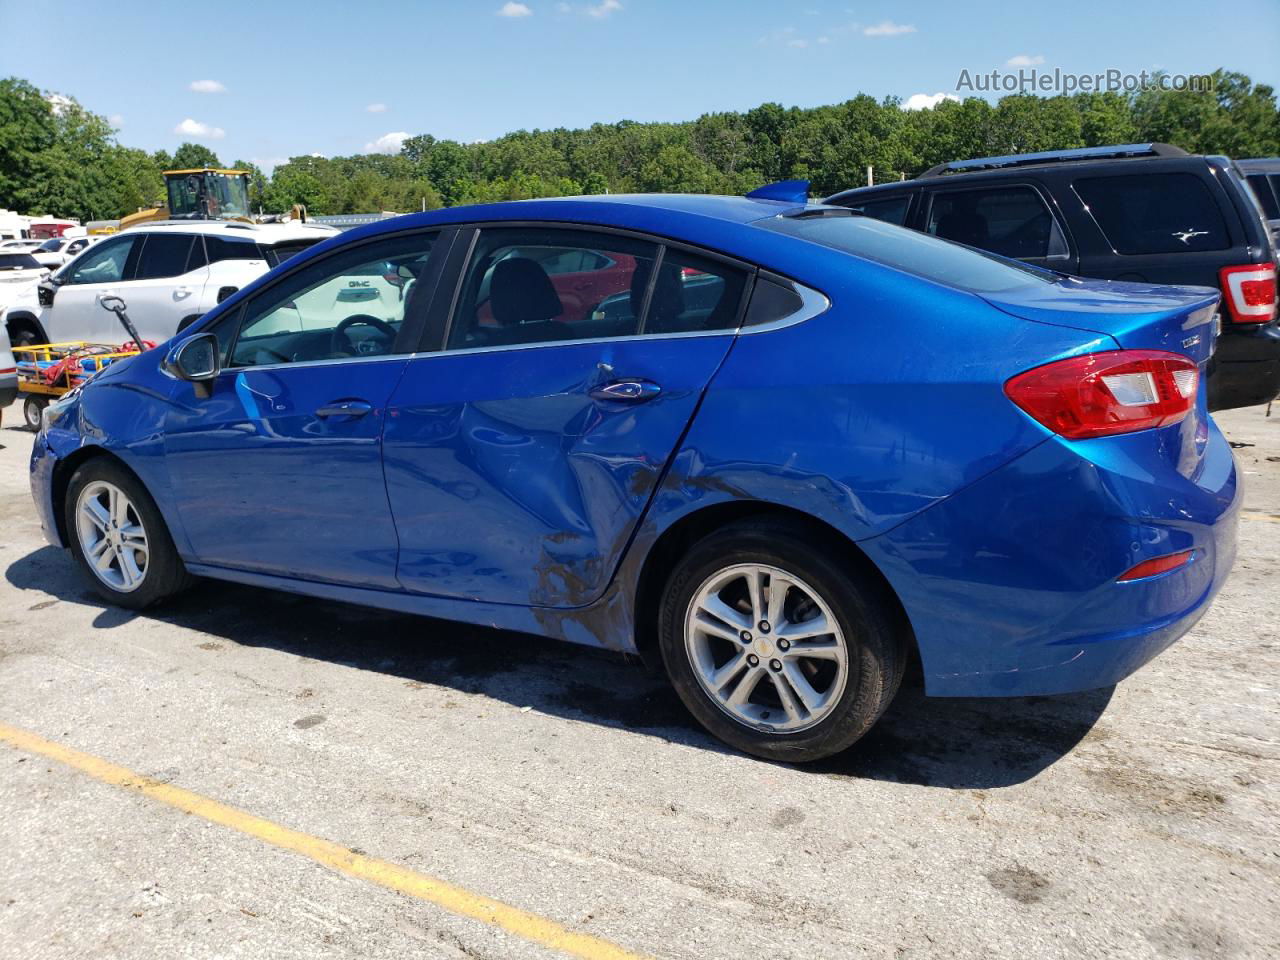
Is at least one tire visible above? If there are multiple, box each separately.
[658,519,904,763]
[9,325,38,348]
[64,458,193,609]
[22,395,47,432]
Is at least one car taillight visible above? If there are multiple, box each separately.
[1219,263,1276,323]
[1004,350,1199,440]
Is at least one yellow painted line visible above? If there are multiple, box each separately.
[1242,512,1280,524]
[0,722,649,960]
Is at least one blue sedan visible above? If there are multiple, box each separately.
[29,185,1239,762]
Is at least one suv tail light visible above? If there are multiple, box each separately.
[1219,263,1276,323]
[1004,350,1199,440]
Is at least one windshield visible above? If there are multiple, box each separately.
[0,253,40,270]
[756,212,1054,294]
[37,238,64,252]
[167,172,252,220]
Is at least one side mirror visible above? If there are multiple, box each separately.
[163,332,220,398]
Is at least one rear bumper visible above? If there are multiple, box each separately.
[861,416,1240,697]
[1209,320,1280,410]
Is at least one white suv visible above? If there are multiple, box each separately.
[3,220,337,347]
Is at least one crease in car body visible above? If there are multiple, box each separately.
[30,189,1241,762]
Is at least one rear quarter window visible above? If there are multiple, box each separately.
[1073,173,1230,255]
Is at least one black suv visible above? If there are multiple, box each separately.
[825,144,1280,411]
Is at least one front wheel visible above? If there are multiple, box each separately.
[22,395,47,432]
[658,520,904,763]
[65,458,193,608]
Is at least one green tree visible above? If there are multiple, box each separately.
[170,142,222,170]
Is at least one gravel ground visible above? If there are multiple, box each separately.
[0,404,1276,960]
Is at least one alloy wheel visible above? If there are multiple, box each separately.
[75,480,149,593]
[684,563,849,733]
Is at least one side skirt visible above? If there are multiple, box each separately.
[184,562,638,653]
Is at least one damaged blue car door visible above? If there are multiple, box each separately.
[382,224,750,607]
[161,230,443,589]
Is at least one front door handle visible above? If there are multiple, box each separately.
[589,379,662,403]
[174,286,193,299]
[316,399,373,418]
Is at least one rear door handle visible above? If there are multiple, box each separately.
[316,399,373,418]
[174,286,193,299]
[589,379,662,403]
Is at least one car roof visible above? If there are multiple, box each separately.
[216,193,884,307]
[1237,157,1280,173]
[126,219,338,242]
[331,193,817,245]
[824,152,1217,203]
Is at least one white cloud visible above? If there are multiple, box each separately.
[902,92,960,111]
[45,93,73,116]
[1006,53,1045,67]
[788,38,808,48]
[173,117,226,140]
[497,2,532,16]
[365,102,388,113]
[556,1,570,9]
[189,79,226,94]
[364,131,410,154]
[108,113,124,126]
[863,20,916,36]
[817,35,830,44]
[586,0,622,17]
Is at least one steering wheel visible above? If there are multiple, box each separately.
[331,314,396,356]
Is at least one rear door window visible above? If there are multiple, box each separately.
[134,234,195,280]
[927,185,1069,260]
[447,228,660,349]
[1073,173,1230,254]
[640,247,748,334]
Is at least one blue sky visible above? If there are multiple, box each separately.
[1,0,1276,171]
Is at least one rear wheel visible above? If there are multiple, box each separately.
[22,395,47,432]
[65,458,192,608]
[658,520,904,762]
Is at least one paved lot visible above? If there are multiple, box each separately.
[0,405,1277,960]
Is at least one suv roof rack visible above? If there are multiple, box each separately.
[920,142,1189,178]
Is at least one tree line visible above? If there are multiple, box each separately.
[1,69,1276,222]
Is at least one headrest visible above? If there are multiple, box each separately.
[490,257,562,326]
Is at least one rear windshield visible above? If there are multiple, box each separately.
[1073,173,1230,254]
[0,253,40,270]
[756,213,1052,293]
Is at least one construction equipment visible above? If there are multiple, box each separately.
[120,168,255,230]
